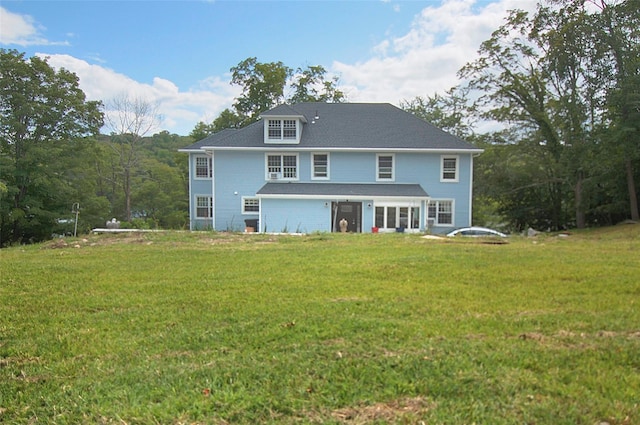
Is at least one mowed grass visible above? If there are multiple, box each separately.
[1,226,639,424]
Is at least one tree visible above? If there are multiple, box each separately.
[458,2,630,230]
[191,58,346,139]
[288,65,345,104]
[230,57,292,126]
[400,87,476,139]
[596,0,640,221]
[103,95,163,222]
[0,49,103,245]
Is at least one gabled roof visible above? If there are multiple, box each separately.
[179,128,238,151]
[181,103,480,152]
[257,182,429,198]
[260,104,307,122]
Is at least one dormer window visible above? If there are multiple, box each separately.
[265,118,301,144]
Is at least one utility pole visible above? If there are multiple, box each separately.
[72,203,80,237]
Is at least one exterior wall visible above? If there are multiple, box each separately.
[188,150,475,233]
[214,150,264,231]
[189,153,213,230]
[260,198,332,233]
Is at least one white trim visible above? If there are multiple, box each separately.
[311,152,330,180]
[373,204,422,230]
[209,152,215,229]
[197,146,484,154]
[194,194,213,220]
[427,198,456,227]
[469,154,474,225]
[194,155,212,180]
[187,153,194,230]
[440,155,459,183]
[264,152,300,181]
[264,118,302,144]
[376,153,395,181]
[241,197,260,214]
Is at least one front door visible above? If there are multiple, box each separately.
[332,202,362,233]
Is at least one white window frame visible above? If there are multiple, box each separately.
[440,155,459,182]
[195,195,213,219]
[428,199,454,226]
[242,197,260,214]
[311,153,330,180]
[265,118,300,143]
[195,155,212,179]
[265,153,299,181]
[374,205,421,230]
[376,154,395,181]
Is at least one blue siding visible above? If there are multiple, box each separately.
[189,150,475,233]
[261,199,331,233]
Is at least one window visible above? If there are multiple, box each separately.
[242,198,259,214]
[283,120,297,139]
[386,207,396,228]
[312,153,329,179]
[375,207,385,228]
[441,155,459,182]
[428,200,453,225]
[195,156,212,179]
[196,196,213,218]
[375,206,421,230]
[267,119,297,141]
[377,154,394,180]
[266,154,298,180]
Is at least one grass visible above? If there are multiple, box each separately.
[1,226,639,424]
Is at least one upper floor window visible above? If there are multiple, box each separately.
[266,153,298,180]
[312,153,329,179]
[267,119,298,143]
[441,155,459,182]
[377,154,394,181]
[195,156,212,179]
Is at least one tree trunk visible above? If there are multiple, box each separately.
[626,159,639,221]
[125,167,132,222]
[575,174,586,229]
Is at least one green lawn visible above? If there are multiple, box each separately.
[1,227,639,424]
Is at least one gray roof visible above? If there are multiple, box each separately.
[256,182,429,198]
[181,103,479,151]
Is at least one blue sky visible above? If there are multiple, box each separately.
[1,0,537,135]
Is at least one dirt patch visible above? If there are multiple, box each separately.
[421,235,444,241]
[519,332,545,341]
[44,239,69,249]
[329,397,432,424]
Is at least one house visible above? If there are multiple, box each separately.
[179,103,483,234]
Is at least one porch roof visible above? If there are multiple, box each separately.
[256,182,429,198]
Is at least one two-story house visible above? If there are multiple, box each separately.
[180,103,482,234]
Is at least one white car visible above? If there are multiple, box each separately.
[446,227,507,237]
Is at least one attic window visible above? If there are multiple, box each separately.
[267,119,297,141]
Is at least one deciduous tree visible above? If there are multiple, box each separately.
[0,49,103,245]
[103,95,162,222]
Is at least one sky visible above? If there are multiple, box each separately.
[0,0,538,136]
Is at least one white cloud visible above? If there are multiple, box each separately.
[332,0,538,105]
[0,6,68,46]
[19,0,540,136]
[38,54,240,136]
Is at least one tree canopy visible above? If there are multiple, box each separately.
[0,49,104,245]
[404,0,639,231]
[190,58,345,139]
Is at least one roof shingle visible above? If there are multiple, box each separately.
[181,103,479,151]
